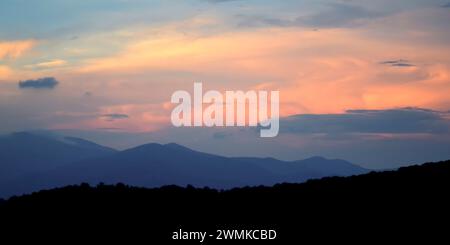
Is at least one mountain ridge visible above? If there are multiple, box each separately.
[1,132,368,198]
[1,160,449,243]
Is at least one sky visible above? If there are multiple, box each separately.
[1,0,450,168]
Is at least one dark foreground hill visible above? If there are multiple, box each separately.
[1,160,449,243]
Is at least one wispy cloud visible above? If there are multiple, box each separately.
[25,59,67,70]
[299,2,382,28]
[0,40,35,60]
[101,113,129,121]
[236,2,383,28]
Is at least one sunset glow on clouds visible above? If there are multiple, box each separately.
[0,40,35,60]
[1,0,450,166]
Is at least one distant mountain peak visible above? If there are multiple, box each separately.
[124,142,195,153]
[304,156,328,161]
[128,142,164,150]
[164,143,194,152]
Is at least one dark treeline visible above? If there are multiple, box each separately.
[1,160,449,243]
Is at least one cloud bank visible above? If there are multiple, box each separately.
[280,108,450,135]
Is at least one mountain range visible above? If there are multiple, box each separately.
[0,132,368,197]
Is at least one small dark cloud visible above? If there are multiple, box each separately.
[391,63,415,67]
[83,91,92,97]
[101,113,129,121]
[380,59,406,64]
[380,59,415,67]
[18,77,59,89]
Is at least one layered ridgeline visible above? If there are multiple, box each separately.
[1,160,449,243]
[0,132,368,198]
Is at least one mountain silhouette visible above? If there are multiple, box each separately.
[0,132,367,197]
[0,132,116,180]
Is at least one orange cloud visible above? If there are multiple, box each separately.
[0,65,12,80]
[0,40,35,60]
[51,103,171,132]
[72,25,450,118]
